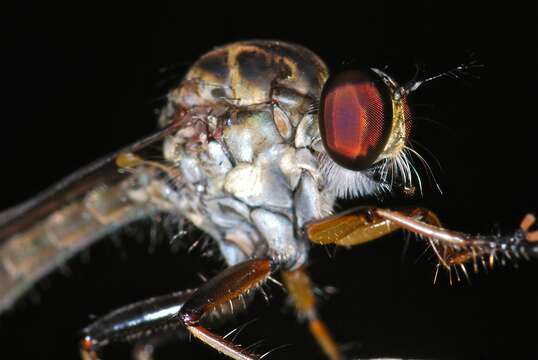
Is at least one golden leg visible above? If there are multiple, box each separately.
[305,206,538,271]
[282,268,342,360]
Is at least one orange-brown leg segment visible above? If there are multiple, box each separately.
[306,207,402,246]
[178,259,272,360]
[282,268,342,360]
[306,207,444,247]
[306,207,538,270]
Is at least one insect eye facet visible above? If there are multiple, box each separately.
[319,68,393,171]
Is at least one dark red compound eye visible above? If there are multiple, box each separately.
[319,68,393,170]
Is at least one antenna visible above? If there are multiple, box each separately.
[393,58,483,100]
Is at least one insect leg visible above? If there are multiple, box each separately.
[306,207,538,268]
[305,207,404,247]
[80,289,196,360]
[375,209,538,268]
[178,259,272,360]
[282,268,342,360]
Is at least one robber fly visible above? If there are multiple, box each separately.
[0,40,537,360]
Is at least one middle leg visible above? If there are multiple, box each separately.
[282,267,342,360]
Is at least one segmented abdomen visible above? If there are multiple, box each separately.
[0,127,179,313]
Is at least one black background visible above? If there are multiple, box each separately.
[1,1,537,359]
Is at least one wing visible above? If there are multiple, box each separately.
[0,122,182,313]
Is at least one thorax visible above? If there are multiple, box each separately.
[159,40,333,270]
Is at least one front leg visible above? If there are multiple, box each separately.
[306,207,538,272]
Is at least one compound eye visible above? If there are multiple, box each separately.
[319,68,393,170]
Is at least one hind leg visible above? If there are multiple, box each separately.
[81,259,273,360]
